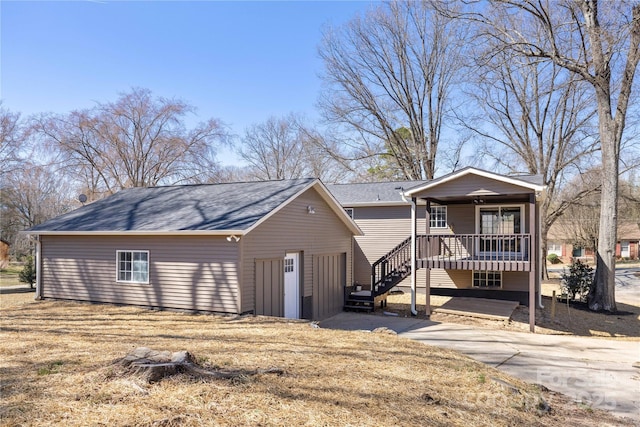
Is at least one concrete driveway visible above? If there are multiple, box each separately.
[616,267,640,305]
[320,312,640,421]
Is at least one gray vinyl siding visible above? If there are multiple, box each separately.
[351,205,426,287]
[40,235,240,313]
[411,174,535,199]
[444,205,474,234]
[430,269,528,291]
[240,187,353,315]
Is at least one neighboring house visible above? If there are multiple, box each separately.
[547,220,639,261]
[26,179,361,321]
[333,168,545,332]
[616,222,640,260]
[0,238,9,269]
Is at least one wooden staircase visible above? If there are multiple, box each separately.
[344,236,415,312]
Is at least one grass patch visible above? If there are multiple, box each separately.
[0,264,23,287]
[0,296,632,426]
[37,361,64,376]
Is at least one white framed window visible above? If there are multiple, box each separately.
[344,208,354,219]
[476,205,524,234]
[284,257,294,273]
[473,271,502,288]
[430,206,447,229]
[548,242,562,256]
[475,204,525,254]
[116,250,149,284]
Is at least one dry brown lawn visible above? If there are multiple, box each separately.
[0,293,632,427]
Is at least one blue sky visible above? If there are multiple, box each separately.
[1,1,377,164]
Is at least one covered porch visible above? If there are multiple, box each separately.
[405,168,545,332]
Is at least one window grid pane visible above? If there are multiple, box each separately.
[117,251,149,283]
[473,271,501,288]
[430,206,447,228]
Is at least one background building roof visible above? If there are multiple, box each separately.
[327,180,426,206]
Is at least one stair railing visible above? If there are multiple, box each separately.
[371,235,425,296]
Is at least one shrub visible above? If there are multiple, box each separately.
[546,253,561,264]
[19,256,36,288]
[560,260,594,302]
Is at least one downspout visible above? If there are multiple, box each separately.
[537,194,544,309]
[401,193,418,316]
[35,235,42,300]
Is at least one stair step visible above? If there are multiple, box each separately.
[343,304,374,312]
[345,299,374,304]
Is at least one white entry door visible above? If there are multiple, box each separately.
[284,253,300,319]
[621,241,630,258]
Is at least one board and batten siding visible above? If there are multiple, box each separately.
[313,253,346,320]
[254,258,284,316]
[240,187,353,317]
[40,235,240,313]
[351,205,427,288]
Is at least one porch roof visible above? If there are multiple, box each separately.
[405,167,545,203]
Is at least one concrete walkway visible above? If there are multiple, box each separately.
[320,312,640,422]
[433,297,518,320]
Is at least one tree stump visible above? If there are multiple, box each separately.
[116,347,284,383]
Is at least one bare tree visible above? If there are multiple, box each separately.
[239,115,306,180]
[466,48,600,278]
[1,162,75,256]
[559,170,640,260]
[33,88,228,198]
[0,104,26,177]
[451,0,640,311]
[318,0,465,180]
[556,169,602,261]
[238,114,351,183]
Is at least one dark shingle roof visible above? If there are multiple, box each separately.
[29,179,317,233]
[327,181,427,205]
[510,173,545,186]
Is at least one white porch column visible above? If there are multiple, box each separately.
[410,197,417,315]
[529,193,536,332]
[425,199,431,316]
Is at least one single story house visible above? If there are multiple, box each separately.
[616,222,640,259]
[332,168,546,332]
[27,168,546,331]
[547,220,639,261]
[26,178,361,321]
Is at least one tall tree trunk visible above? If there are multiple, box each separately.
[589,111,618,312]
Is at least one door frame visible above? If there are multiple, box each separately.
[284,252,301,318]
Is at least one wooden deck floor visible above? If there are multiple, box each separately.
[432,297,519,321]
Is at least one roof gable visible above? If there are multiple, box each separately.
[405,167,544,198]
